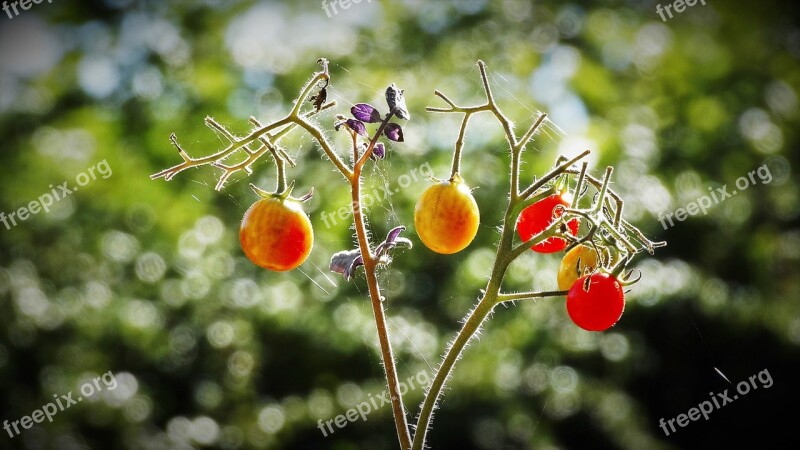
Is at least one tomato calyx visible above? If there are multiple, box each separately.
[249,181,314,204]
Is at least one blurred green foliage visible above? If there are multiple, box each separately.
[1,0,799,449]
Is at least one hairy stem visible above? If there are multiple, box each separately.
[412,248,507,450]
[449,112,473,179]
[350,160,412,450]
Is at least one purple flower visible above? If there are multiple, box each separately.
[371,142,386,160]
[351,103,382,123]
[346,119,368,137]
[384,123,404,142]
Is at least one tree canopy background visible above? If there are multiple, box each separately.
[1,0,798,449]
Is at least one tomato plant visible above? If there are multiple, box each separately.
[414,175,480,254]
[566,272,625,332]
[152,59,665,450]
[239,192,313,272]
[516,193,579,253]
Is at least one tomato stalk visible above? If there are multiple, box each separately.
[343,109,413,449]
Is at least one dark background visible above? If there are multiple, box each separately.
[1,0,799,449]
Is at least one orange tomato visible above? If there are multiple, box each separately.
[414,176,480,254]
[557,244,605,290]
[240,197,313,271]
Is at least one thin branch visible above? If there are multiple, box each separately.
[496,290,568,303]
[450,112,473,178]
[150,102,335,188]
[519,150,591,199]
[355,111,397,170]
[477,61,518,148]
[518,112,548,152]
[294,116,353,179]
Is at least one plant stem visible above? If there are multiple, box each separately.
[449,112,473,179]
[268,147,287,193]
[350,161,412,450]
[412,209,515,450]
[497,290,567,303]
[411,289,500,450]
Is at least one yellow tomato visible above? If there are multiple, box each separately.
[557,244,605,290]
[414,176,480,254]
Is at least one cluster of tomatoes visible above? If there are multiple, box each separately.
[240,173,626,332]
[413,177,626,332]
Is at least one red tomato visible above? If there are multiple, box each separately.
[240,197,313,272]
[566,273,625,331]
[516,193,579,253]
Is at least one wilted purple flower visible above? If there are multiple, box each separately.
[330,249,364,281]
[385,84,410,120]
[375,226,412,260]
[330,226,412,281]
[384,123,404,142]
[351,103,382,123]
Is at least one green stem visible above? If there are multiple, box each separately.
[411,202,518,449]
[449,112,472,179]
[411,259,507,450]
[497,290,567,303]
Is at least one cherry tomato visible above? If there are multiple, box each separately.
[557,244,606,291]
[414,176,480,254]
[566,273,624,331]
[240,196,313,271]
[516,193,578,253]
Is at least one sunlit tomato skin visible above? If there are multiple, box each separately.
[414,177,480,254]
[516,193,579,253]
[240,197,313,272]
[557,244,604,291]
[566,273,624,332]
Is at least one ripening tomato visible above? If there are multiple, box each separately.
[240,196,313,271]
[516,193,579,253]
[566,273,624,331]
[414,176,480,254]
[557,244,606,291]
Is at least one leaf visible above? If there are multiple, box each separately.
[385,84,410,120]
[346,119,368,137]
[384,123,404,142]
[351,103,382,123]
